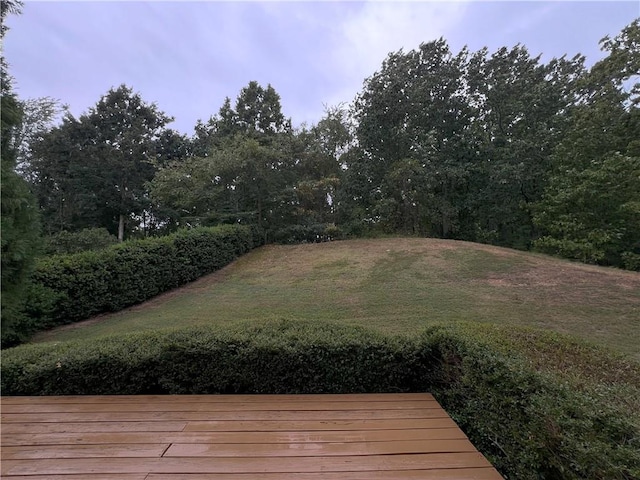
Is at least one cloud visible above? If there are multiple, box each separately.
[325,2,469,108]
[498,3,560,38]
[5,1,634,136]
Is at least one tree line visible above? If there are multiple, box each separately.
[23,22,640,261]
[2,1,639,331]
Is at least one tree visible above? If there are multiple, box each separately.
[533,153,640,266]
[350,39,475,237]
[288,106,350,228]
[533,20,640,268]
[347,36,585,245]
[30,85,173,240]
[463,46,585,247]
[14,97,67,177]
[150,135,292,231]
[194,81,292,157]
[193,97,239,156]
[1,0,42,343]
[236,81,288,136]
[157,82,312,238]
[29,113,103,234]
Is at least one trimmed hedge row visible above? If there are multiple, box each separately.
[2,320,638,479]
[25,225,262,334]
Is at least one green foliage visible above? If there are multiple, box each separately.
[150,135,291,230]
[423,323,640,479]
[30,84,172,239]
[1,283,65,348]
[42,228,118,255]
[1,0,43,348]
[2,320,638,479]
[0,162,41,329]
[271,223,343,244]
[0,320,424,395]
[348,38,583,247]
[532,23,640,269]
[7,225,261,344]
[193,81,291,156]
[621,251,640,271]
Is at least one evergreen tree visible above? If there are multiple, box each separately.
[1,0,42,344]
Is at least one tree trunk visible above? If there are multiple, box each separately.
[118,214,125,242]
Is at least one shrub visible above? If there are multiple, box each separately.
[271,223,340,244]
[19,225,262,338]
[43,228,118,255]
[0,283,65,349]
[621,251,640,271]
[0,320,427,395]
[421,324,640,479]
[2,320,638,479]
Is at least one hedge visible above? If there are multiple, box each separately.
[2,320,638,479]
[2,225,262,346]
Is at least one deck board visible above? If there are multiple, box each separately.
[1,393,503,479]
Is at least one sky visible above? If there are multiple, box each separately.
[4,1,639,135]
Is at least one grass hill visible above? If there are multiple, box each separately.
[34,238,640,360]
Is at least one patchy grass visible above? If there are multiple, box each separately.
[33,238,640,360]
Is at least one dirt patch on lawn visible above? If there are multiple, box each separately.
[481,256,640,307]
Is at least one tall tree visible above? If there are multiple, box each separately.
[194,81,292,157]
[463,46,585,247]
[10,96,66,180]
[288,106,350,227]
[1,0,42,343]
[236,81,288,136]
[533,20,640,268]
[31,85,172,240]
[150,134,294,231]
[193,96,239,156]
[350,39,474,237]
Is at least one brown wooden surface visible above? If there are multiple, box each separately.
[1,393,503,479]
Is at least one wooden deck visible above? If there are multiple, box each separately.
[1,393,502,479]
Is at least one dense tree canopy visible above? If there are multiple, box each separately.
[532,20,640,268]
[30,85,172,239]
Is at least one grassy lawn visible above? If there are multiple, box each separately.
[33,238,640,360]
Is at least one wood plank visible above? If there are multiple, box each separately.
[2,418,456,434]
[144,471,504,480]
[1,452,493,475]
[1,427,468,446]
[164,439,477,457]
[0,393,436,404]
[0,400,438,413]
[183,417,458,431]
[1,443,169,459]
[1,408,448,423]
[1,471,503,480]
[1,421,188,434]
[1,476,147,480]
[1,399,442,413]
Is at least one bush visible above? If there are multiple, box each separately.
[0,283,65,349]
[19,225,262,338]
[43,228,118,255]
[2,320,638,479]
[271,223,342,244]
[621,251,640,271]
[0,320,426,395]
[421,324,640,480]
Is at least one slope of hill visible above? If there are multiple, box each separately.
[34,238,640,360]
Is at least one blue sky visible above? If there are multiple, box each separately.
[4,1,639,134]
